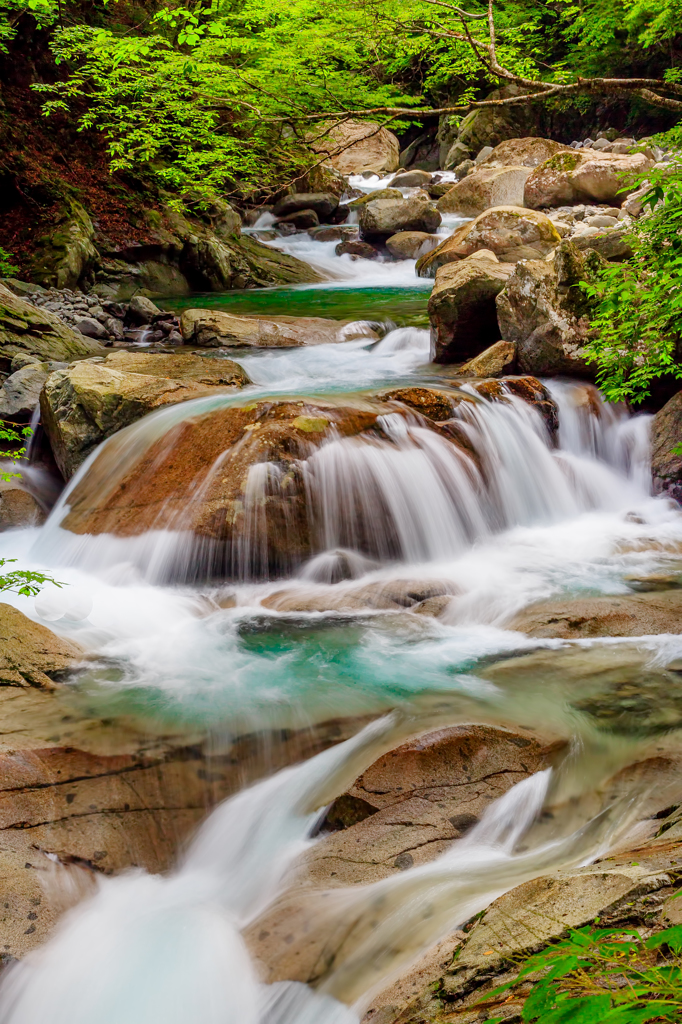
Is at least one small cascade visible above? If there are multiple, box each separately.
[32,379,653,583]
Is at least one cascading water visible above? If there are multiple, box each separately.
[4,191,682,1024]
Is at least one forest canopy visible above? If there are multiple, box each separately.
[0,0,681,203]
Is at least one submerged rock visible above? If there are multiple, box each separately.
[652,391,682,504]
[41,356,250,478]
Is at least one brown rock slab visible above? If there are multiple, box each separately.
[180,309,376,347]
[508,589,682,639]
[0,602,83,689]
[456,340,517,378]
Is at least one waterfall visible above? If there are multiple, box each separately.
[31,380,652,583]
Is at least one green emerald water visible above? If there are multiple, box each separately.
[163,285,432,328]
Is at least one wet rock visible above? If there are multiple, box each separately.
[247,725,559,982]
[417,208,560,277]
[0,283,104,370]
[456,340,517,378]
[180,309,378,347]
[348,189,403,207]
[443,140,473,171]
[391,170,433,188]
[651,391,682,504]
[0,602,83,689]
[359,195,441,241]
[428,254,515,363]
[436,166,532,216]
[480,137,574,168]
[41,358,249,478]
[0,488,45,530]
[102,351,251,387]
[377,387,455,421]
[56,398,381,567]
[261,578,459,615]
[335,240,379,260]
[272,193,339,220]
[508,589,682,638]
[29,199,99,291]
[524,150,653,208]
[274,209,320,230]
[495,241,604,377]
[0,362,50,420]
[311,120,400,175]
[309,226,356,242]
[385,232,441,260]
[470,375,558,435]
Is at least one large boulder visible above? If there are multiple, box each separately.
[428,253,515,363]
[417,207,560,277]
[0,283,104,373]
[29,199,99,290]
[436,166,532,216]
[348,188,403,207]
[524,150,653,208]
[311,120,400,175]
[359,195,441,240]
[180,310,378,347]
[495,241,603,377]
[481,137,573,168]
[41,355,250,478]
[651,391,682,504]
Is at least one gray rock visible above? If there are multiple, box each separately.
[475,145,494,164]
[359,195,441,241]
[0,362,50,419]
[335,240,379,260]
[127,295,162,324]
[272,193,339,220]
[75,316,110,340]
[390,170,433,188]
[428,253,515,363]
[652,391,682,504]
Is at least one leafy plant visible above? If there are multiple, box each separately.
[584,144,682,404]
[0,421,32,482]
[474,922,682,1024]
[0,246,19,277]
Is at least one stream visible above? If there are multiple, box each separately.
[1,176,682,1022]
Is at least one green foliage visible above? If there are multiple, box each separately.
[0,247,19,277]
[0,421,32,482]
[584,145,682,404]
[0,558,63,597]
[476,922,682,1024]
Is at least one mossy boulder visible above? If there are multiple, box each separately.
[29,199,99,290]
[41,355,250,478]
[651,391,682,504]
[495,240,606,377]
[0,283,104,373]
[525,150,653,208]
